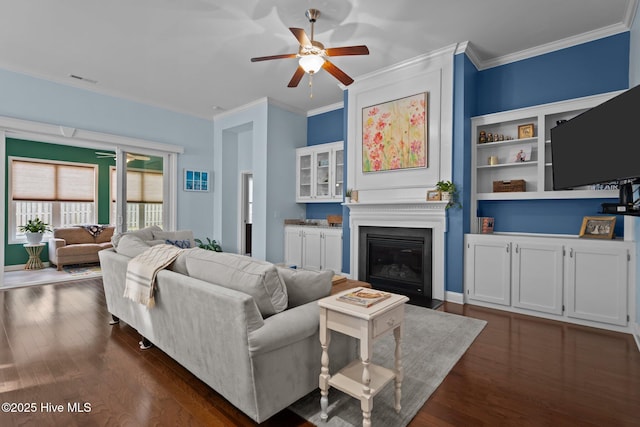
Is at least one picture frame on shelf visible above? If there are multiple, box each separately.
[517,123,535,139]
[427,190,441,201]
[579,216,616,239]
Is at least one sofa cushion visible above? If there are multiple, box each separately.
[185,249,288,317]
[53,227,95,244]
[276,267,333,308]
[111,225,162,248]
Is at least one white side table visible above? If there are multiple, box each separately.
[318,289,409,427]
[23,243,45,270]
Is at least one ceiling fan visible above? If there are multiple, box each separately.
[250,9,369,88]
[96,152,151,162]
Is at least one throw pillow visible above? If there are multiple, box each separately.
[185,249,288,317]
[111,225,162,248]
[276,267,333,308]
[153,230,195,249]
[165,239,191,249]
[114,235,152,258]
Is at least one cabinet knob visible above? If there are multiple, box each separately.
[386,318,395,327]
[506,244,510,253]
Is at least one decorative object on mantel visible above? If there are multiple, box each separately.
[435,180,460,209]
[19,217,52,244]
[426,190,441,201]
[579,216,616,239]
[345,188,352,203]
[351,190,359,202]
[184,169,210,192]
[362,92,427,173]
[327,215,342,227]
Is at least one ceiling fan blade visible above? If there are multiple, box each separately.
[288,66,306,88]
[290,27,312,47]
[325,45,369,57]
[322,60,354,86]
[251,53,297,62]
[95,151,115,157]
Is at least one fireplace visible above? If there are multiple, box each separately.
[359,226,439,307]
[347,200,447,308]
[360,226,432,296]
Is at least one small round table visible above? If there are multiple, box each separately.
[24,243,45,270]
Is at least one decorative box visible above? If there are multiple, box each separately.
[493,179,526,192]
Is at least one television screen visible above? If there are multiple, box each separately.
[551,84,640,190]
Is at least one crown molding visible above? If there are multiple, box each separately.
[213,97,306,121]
[478,22,630,70]
[344,43,458,89]
[624,0,639,28]
[307,102,344,117]
[455,41,482,70]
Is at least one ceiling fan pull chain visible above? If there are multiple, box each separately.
[309,73,314,98]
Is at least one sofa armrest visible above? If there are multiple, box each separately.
[48,237,66,259]
[247,301,319,355]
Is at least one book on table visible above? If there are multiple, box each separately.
[338,288,391,307]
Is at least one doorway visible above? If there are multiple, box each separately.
[240,172,253,256]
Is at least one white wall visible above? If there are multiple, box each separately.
[0,67,214,239]
[630,6,640,331]
[214,99,306,262]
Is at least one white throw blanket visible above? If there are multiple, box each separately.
[123,244,183,307]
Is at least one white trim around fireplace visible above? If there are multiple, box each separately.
[347,200,448,302]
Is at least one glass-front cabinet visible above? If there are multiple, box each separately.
[296,141,344,203]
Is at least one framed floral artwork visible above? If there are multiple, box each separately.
[362,92,427,173]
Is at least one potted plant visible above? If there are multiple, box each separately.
[345,188,353,203]
[19,217,52,244]
[194,237,222,252]
[436,180,460,209]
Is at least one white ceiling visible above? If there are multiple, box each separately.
[0,0,636,119]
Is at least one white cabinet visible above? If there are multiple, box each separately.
[465,234,632,330]
[566,243,629,326]
[465,235,512,306]
[296,141,344,203]
[512,241,564,315]
[470,92,622,231]
[284,226,342,272]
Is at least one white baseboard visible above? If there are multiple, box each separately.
[445,291,464,304]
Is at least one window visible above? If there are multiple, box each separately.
[9,158,97,242]
[110,167,163,230]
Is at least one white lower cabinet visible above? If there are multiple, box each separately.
[465,234,632,330]
[284,226,342,273]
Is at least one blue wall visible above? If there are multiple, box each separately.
[305,108,344,220]
[475,32,629,237]
[477,33,630,115]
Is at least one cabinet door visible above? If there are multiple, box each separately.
[566,245,628,326]
[332,147,344,200]
[284,227,303,268]
[302,229,322,270]
[512,241,564,315]
[314,149,332,200]
[296,151,313,201]
[466,237,511,306]
[322,229,342,272]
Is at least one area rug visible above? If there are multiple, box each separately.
[63,264,102,277]
[289,304,486,426]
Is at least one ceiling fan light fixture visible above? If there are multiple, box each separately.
[299,54,324,74]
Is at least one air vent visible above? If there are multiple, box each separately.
[69,74,97,84]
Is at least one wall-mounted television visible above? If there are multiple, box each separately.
[551,84,640,212]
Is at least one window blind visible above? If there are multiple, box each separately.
[12,160,96,202]
[111,169,163,203]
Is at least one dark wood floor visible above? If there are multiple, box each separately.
[1,279,639,426]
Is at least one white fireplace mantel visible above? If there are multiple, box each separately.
[346,200,448,302]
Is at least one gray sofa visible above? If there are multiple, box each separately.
[99,228,356,423]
